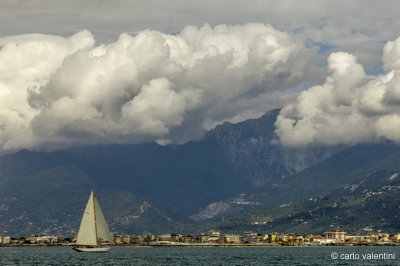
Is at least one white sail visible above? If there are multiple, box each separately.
[76,192,97,245]
[94,197,113,243]
[75,191,112,246]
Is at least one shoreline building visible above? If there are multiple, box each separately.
[324,230,347,243]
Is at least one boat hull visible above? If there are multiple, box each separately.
[73,246,110,252]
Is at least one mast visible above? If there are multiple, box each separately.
[92,190,99,246]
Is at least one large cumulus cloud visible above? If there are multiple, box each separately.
[0,23,308,151]
[0,30,94,150]
[276,36,400,146]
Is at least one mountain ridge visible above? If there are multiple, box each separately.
[2,110,396,236]
[204,148,400,234]
[191,142,400,222]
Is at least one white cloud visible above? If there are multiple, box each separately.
[2,0,399,72]
[383,36,400,71]
[0,23,308,151]
[276,37,400,146]
[0,30,94,150]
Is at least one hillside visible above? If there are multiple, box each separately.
[192,142,400,222]
[0,163,192,236]
[4,111,399,236]
[206,150,400,234]
[0,110,343,236]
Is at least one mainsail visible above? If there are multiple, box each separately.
[76,191,113,245]
[94,196,113,242]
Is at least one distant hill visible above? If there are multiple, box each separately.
[191,142,400,222]
[0,109,355,236]
[0,162,192,236]
[205,146,400,234]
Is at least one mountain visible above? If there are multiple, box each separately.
[205,109,344,185]
[69,142,248,216]
[0,109,354,236]
[205,146,400,234]
[192,142,400,222]
[0,161,192,236]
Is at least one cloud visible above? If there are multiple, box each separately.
[276,36,400,146]
[0,30,95,150]
[2,0,400,72]
[0,23,309,151]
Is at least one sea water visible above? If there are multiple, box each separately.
[0,246,398,265]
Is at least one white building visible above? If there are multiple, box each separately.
[1,236,11,244]
[221,234,240,243]
[324,230,347,242]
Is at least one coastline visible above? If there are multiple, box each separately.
[1,243,399,248]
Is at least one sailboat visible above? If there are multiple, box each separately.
[73,191,113,252]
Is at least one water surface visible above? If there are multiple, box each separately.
[0,246,398,265]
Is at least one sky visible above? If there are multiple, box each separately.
[1,0,400,152]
